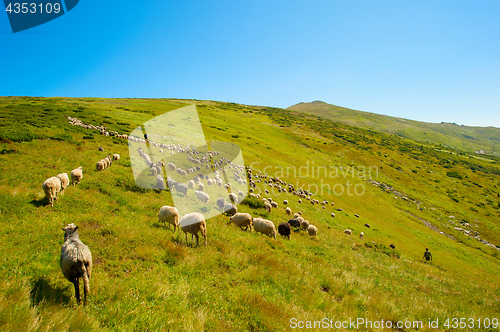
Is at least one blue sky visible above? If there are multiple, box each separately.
[1,0,499,127]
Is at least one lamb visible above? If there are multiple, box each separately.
[43,176,62,207]
[195,190,210,204]
[113,154,120,161]
[57,173,69,194]
[60,223,93,305]
[264,201,272,213]
[158,206,179,232]
[300,219,310,231]
[252,218,276,239]
[307,225,318,236]
[216,197,225,211]
[229,213,253,231]
[180,212,207,246]
[343,229,352,235]
[223,203,238,216]
[285,207,292,215]
[70,167,83,185]
[278,223,291,239]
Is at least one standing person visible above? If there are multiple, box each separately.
[423,248,432,262]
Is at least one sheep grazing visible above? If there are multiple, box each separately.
[60,223,93,305]
[288,218,300,228]
[389,244,396,249]
[195,190,210,204]
[307,225,318,236]
[70,167,83,185]
[253,218,276,239]
[298,199,302,203]
[237,190,244,197]
[158,206,179,232]
[271,201,278,209]
[229,213,253,231]
[96,161,105,171]
[283,200,288,205]
[364,223,371,228]
[98,146,104,152]
[174,182,188,196]
[43,176,62,207]
[57,173,69,194]
[180,212,207,247]
[264,201,272,213]
[198,183,205,191]
[331,213,335,218]
[223,203,238,216]
[228,192,238,204]
[151,167,158,177]
[343,229,352,235]
[113,154,120,161]
[156,175,167,190]
[278,223,292,239]
[216,197,226,211]
[359,232,364,239]
[300,219,310,231]
[354,214,360,218]
[285,207,292,216]
[188,180,195,189]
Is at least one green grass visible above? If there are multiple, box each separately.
[0,96,499,331]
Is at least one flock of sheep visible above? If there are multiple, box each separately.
[54,116,372,305]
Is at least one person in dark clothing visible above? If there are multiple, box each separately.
[423,248,432,261]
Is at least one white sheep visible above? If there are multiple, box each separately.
[96,161,105,171]
[264,201,272,213]
[195,190,210,204]
[229,213,253,231]
[57,173,69,194]
[343,229,352,235]
[359,232,364,239]
[158,206,179,232]
[113,154,120,161]
[43,176,61,207]
[271,201,278,209]
[60,223,93,305]
[300,219,310,231]
[307,225,318,236]
[228,192,238,204]
[180,212,207,246]
[283,200,288,205]
[188,180,195,189]
[71,167,83,185]
[252,218,276,239]
[156,175,167,190]
[198,183,205,191]
[285,207,292,215]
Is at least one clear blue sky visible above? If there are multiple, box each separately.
[1,1,499,127]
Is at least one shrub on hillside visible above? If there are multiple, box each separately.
[446,171,463,179]
[0,128,36,142]
[241,196,266,209]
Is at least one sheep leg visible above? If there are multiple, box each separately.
[195,234,199,247]
[72,278,81,304]
[82,263,90,305]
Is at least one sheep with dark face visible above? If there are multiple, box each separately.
[288,218,301,228]
[278,223,291,239]
[60,223,93,305]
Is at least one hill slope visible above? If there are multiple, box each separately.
[288,101,500,157]
[0,97,499,331]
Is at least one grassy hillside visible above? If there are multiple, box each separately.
[288,101,500,157]
[0,96,500,331]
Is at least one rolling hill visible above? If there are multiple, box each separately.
[287,101,500,157]
[0,96,499,331]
